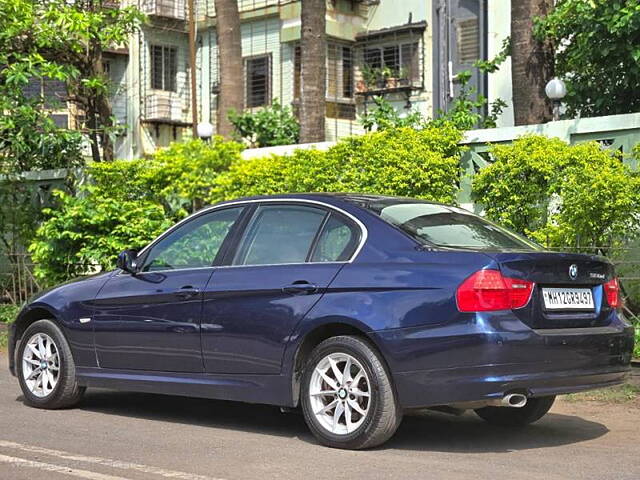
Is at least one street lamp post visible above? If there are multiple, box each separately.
[545,77,567,122]
[197,122,214,143]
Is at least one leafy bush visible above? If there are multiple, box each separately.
[29,139,242,283]
[30,127,464,283]
[29,190,172,283]
[360,97,426,132]
[472,136,640,251]
[211,125,463,204]
[0,304,18,324]
[229,100,300,148]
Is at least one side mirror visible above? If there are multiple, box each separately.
[116,249,139,274]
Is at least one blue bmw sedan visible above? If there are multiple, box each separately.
[8,194,635,449]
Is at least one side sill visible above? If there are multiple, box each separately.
[76,367,294,407]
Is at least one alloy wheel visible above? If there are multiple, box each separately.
[309,352,371,435]
[22,333,60,398]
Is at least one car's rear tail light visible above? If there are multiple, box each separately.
[604,277,621,308]
[456,269,534,312]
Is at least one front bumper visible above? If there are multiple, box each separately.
[373,315,634,409]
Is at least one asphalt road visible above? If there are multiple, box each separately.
[1,352,638,480]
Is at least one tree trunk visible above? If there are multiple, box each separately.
[299,0,326,143]
[93,47,114,161]
[510,0,555,125]
[214,0,244,139]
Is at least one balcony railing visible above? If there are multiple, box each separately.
[144,91,186,123]
[197,0,293,20]
[142,0,186,20]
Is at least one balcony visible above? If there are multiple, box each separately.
[142,0,186,21]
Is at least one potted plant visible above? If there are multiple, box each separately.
[376,66,392,89]
[359,65,377,92]
[397,67,410,86]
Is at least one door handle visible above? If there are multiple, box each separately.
[175,287,200,300]
[282,281,318,295]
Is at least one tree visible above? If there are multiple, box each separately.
[0,0,144,162]
[510,0,555,125]
[214,0,244,139]
[536,0,640,117]
[299,0,326,143]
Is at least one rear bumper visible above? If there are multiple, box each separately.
[394,364,630,409]
[373,314,635,409]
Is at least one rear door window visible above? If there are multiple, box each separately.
[310,213,360,262]
[232,205,327,266]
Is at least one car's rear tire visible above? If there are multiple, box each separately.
[474,396,555,427]
[301,335,401,449]
[16,319,85,409]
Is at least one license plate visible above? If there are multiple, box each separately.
[542,287,594,311]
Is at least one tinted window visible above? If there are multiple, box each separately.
[365,201,539,251]
[311,214,359,262]
[142,207,242,271]
[233,205,326,266]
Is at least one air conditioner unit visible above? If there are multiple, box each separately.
[142,0,186,20]
[145,92,184,122]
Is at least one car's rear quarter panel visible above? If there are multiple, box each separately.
[295,237,633,409]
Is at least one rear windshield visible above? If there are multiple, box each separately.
[363,201,540,251]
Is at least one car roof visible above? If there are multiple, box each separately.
[216,193,446,208]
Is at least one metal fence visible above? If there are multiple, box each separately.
[0,254,42,306]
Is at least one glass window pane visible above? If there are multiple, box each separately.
[151,45,163,89]
[166,47,177,92]
[246,55,270,107]
[311,214,358,262]
[342,46,353,98]
[364,201,539,251]
[327,44,337,98]
[383,45,400,74]
[233,205,326,266]
[364,48,382,69]
[143,208,242,272]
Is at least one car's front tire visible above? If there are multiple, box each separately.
[16,319,85,409]
[301,335,401,449]
[474,396,556,427]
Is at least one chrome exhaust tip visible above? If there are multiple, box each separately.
[501,393,527,408]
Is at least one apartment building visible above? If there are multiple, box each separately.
[101,0,512,158]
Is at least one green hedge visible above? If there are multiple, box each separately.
[29,138,242,283]
[28,127,463,283]
[472,136,640,251]
[0,304,18,323]
[211,125,463,204]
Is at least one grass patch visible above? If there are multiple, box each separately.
[0,330,7,350]
[565,383,640,404]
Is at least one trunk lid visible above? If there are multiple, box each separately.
[487,251,615,329]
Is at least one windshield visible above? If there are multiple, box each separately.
[364,201,540,251]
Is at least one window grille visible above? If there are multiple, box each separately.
[151,45,178,92]
[245,54,271,108]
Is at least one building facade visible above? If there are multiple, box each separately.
[103,0,512,159]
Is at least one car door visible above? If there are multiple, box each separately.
[92,206,245,372]
[201,202,363,374]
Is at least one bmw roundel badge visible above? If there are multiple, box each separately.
[569,264,578,280]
